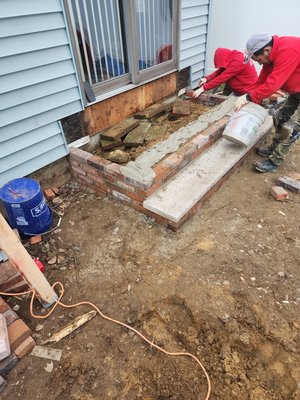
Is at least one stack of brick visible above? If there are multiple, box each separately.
[0,258,28,294]
[0,297,35,392]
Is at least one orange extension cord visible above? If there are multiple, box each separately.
[0,282,211,400]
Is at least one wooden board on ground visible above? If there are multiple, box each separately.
[123,123,151,147]
[134,103,172,120]
[100,118,139,141]
[171,100,191,118]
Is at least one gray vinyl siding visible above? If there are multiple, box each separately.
[0,0,83,187]
[180,0,210,88]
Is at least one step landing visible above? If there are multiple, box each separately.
[69,95,272,230]
[143,116,273,230]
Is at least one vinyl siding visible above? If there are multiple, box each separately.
[180,0,210,88]
[0,0,83,187]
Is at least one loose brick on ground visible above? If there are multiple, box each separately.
[0,260,19,285]
[43,188,56,200]
[0,353,19,376]
[51,187,60,195]
[29,235,42,245]
[270,186,289,201]
[2,308,18,327]
[7,319,31,351]
[14,336,35,359]
[0,298,9,314]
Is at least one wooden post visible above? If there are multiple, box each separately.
[0,213,57,307]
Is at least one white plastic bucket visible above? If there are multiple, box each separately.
[222,103,268,147]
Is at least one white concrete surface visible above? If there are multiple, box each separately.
[143,116,273,223]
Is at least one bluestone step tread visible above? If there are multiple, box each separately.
[143,117,273,223]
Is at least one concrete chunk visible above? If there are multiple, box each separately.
[0,315,10,361]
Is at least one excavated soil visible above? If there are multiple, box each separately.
[2,125,300,400]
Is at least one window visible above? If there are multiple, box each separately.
[66,0,178,98]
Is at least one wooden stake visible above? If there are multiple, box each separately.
[42,310,97,344]
[0,213,57,307]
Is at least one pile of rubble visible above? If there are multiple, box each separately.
[98,99,191,164]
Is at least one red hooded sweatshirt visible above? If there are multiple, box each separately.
[249,35,300,104]
[203,48,258,94]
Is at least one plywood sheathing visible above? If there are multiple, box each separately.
[84,73,176,136]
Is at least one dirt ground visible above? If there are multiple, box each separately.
[2,129,300,400]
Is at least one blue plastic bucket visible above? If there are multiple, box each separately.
[0,178,53,236]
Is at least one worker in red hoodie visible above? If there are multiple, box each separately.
[192,48,258,98]
[235,34,300,172]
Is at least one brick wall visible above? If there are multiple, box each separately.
[69,112,229,229]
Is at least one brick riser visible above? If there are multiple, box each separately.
[69,115,229,201]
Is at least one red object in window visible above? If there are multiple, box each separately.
[34,258,45,273]
[157,44,172,63]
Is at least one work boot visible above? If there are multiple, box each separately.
[255,146,274,157]
[254,159,278,173]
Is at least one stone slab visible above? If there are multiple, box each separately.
[100,119,139,141]
[145,125,168,142]
[134,103,172,119]
[123,122,151,147]
[100,138,123,151]
[143,116,273,223]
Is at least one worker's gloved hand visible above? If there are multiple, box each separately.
[234,94,249,111]
[199,78,207,86]
[192,86,205,98]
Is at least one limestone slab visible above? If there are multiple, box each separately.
[143,117,273,223]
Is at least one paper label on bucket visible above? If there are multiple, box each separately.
[30,198,47,218]
[16,216,29,226]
